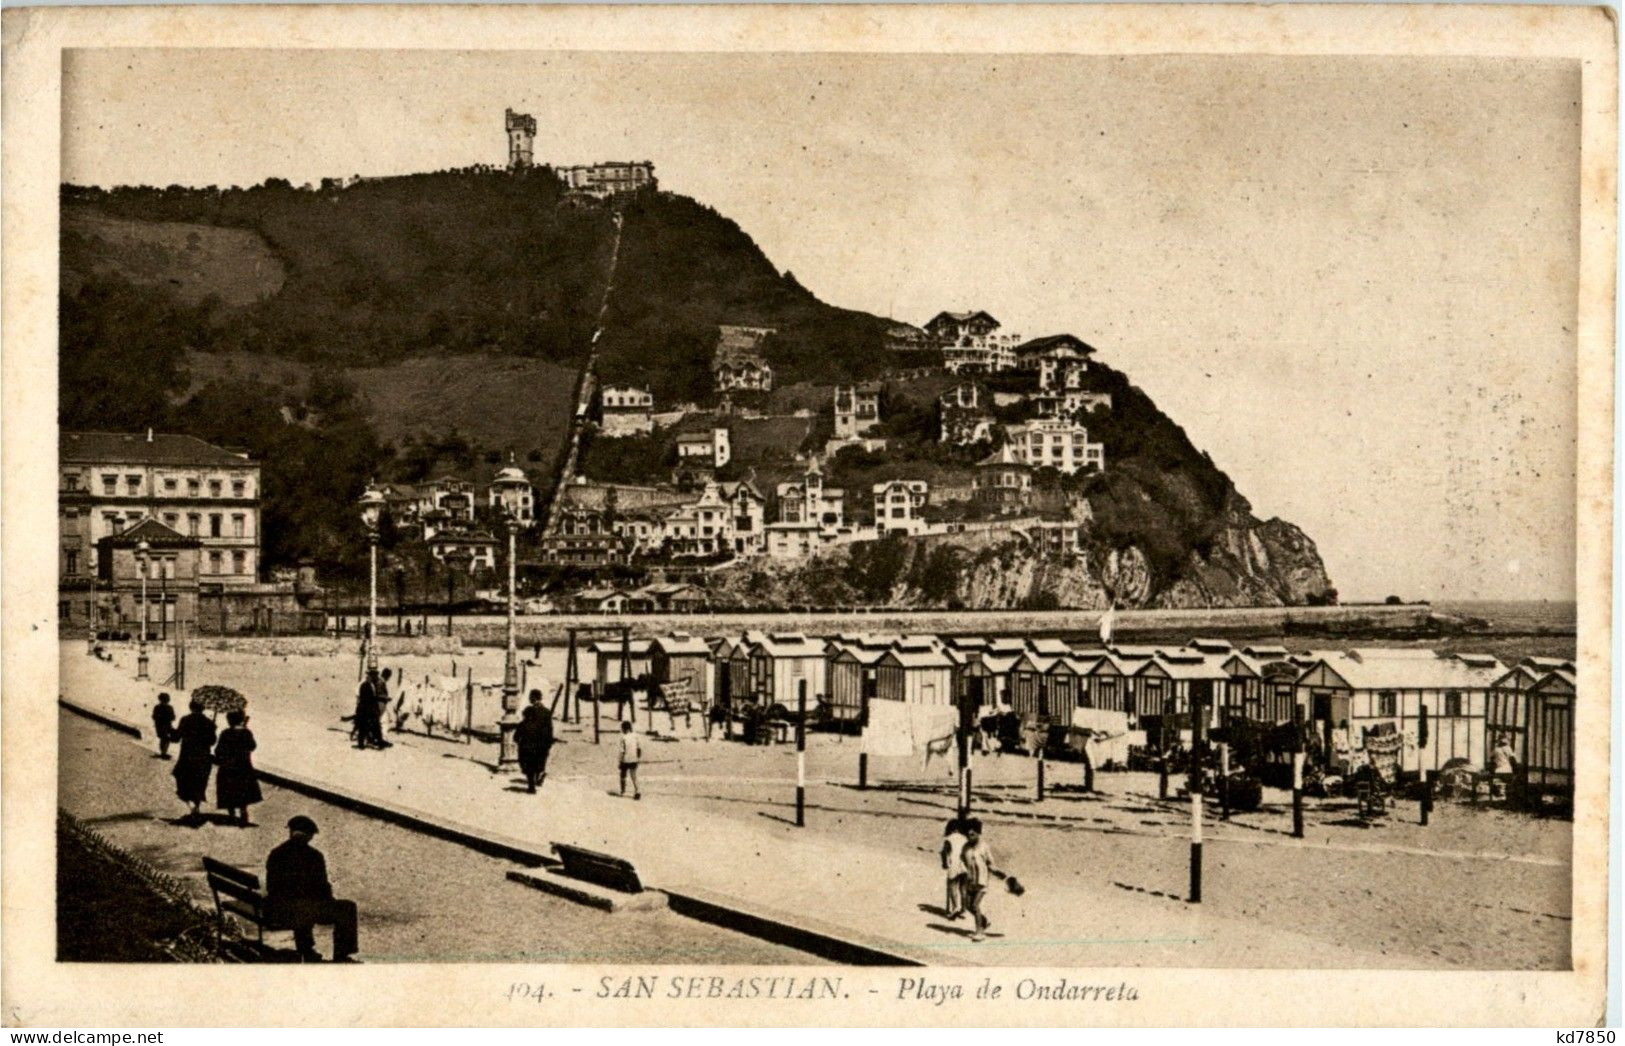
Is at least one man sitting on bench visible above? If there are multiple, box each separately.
[265,815,358,963]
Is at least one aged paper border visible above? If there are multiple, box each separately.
[2,3,1614,1027]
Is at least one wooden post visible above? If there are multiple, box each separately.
[795,679,807,827]
[1421,769,1433,826]
[465,668,473,742]
[858,751,868,789]
[1291,703,1306,839]
[1189,690,1206,903]
[956,683,974,819]
[1036,753,1046,802]
[1219,741,1231,820]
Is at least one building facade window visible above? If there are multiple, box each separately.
[63,473,80,491]
[1377,691,1397,717]
[232,514,245,538]
[126,474,141,494]
[209,479,223,497]
[164,478,178,492]
[232,551,246,575]
[102,475,117,496]
[187,514,200,537]
[232,480,246,498]
[65,550,79,576]
[209,551,223,573]
[1444,690,1462,717]
[210,514,222,538]
[187,478,200,496]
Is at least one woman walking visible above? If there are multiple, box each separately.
[214,710,263,827]
[172,698,217,821]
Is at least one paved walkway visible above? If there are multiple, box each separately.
[58,708,818,964]
[61,645,1416,967]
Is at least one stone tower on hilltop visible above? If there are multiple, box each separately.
[505,108,536,170]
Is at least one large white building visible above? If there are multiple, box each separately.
[834,383,882,439]
[925,311,1022,373]
[60,431,262,589]
[1002,419,1106,475]
[487,466,536,526]
[775,463,845,533]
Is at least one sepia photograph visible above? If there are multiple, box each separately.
[2,2,1615,1029]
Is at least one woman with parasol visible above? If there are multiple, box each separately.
[214,708,262,827]
[171,696,217,820]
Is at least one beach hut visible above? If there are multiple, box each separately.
[1027,637,1073,657]
[959,651,1019,712]
[825,642,884,722]
[1486,664,1540,769]
[1008,652,1059,721]
[1079,653,1131,714]
[1044,654,1099,714]
[748,633,828,708]
[590,638,653,693]
[874,648,956,705]
[1292,650,1502,774]
[1523,669,1575,797]
[1243,645,1290,661]
[1187,637,1234,656]
[1133,653,1228,727]
[650,635,711,703]
[1257,659,1302,723]
[710,636,738,707]
[1219,651,1262,719]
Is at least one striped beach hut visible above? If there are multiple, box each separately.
[747,632,828,708]
[1523,669,1575,797]
[825,641,885,722]
[1008,652,1058,721]
[1079,652,1132,713]
[1134,652,1228,727]
[650,635,711,703]
[874,647,956,705]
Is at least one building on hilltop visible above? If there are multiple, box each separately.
[506,108,537,169]
[925,311,1022,373]
[1002,419,1106,476]
[599,385,655,437]
[833,383,882,439]
[559,161,657,199]
[503,108,654,195]
[674,427,732,489]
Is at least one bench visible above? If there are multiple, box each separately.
[552,843,644,894]
[202,856,285,949]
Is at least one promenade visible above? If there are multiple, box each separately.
[60,641,1569,967]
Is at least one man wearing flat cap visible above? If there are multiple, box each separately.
[265,815,359,962]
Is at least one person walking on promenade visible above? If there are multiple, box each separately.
[961,818,1001,942]
[1490,734,1519,801]
[151,692,176,760]
[354,669,392,749]
[940,817,969,920]
[172,697,216,821]
[265,815,359,963]
[214,710,263,827]
[618,720,642,800]
[516,698,555,794]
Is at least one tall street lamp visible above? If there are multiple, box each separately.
[359,485,385,677]
[87,544,98,654]
[136,539,150,680]
[498,514,521,766]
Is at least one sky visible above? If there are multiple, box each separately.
[60,49,1581,602]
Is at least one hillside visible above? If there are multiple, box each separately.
[58,167,1333,604]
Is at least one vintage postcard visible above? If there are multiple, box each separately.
[1,2,1615,1028]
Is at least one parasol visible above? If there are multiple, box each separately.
[191,684,247,716]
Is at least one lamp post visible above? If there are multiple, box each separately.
[136,539,150,680]
[359,485,385,677]
[87,546,98,653]
[498,514,521,766]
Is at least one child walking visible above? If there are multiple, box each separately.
[940,818,968,919]
[151,692,177,760]
[619,721,642,800]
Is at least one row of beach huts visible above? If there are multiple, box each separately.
[583,632,1576,794]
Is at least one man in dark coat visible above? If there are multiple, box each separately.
[354,670,389,749]
[515,693,555,793]
[265,815,358,962]
[171,698,216,817]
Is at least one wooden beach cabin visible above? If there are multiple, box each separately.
[826,642,885,723]
[1009,652,1060,722]
[1044,654,1101,715]
[1187,638,1234,656]
[650,635,711,703]
[1079,653,1132,714]
[590,638,654,694]
[959,651,1019,711]
[1486,663,1541,771]
[710,636,738,707]
[747,633,828,708]
[1293,650,1503,774]
[874,647,956,705]
[1523,670,1575,797]
[1219,651,1262,719]
[1133,652,1228,727]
